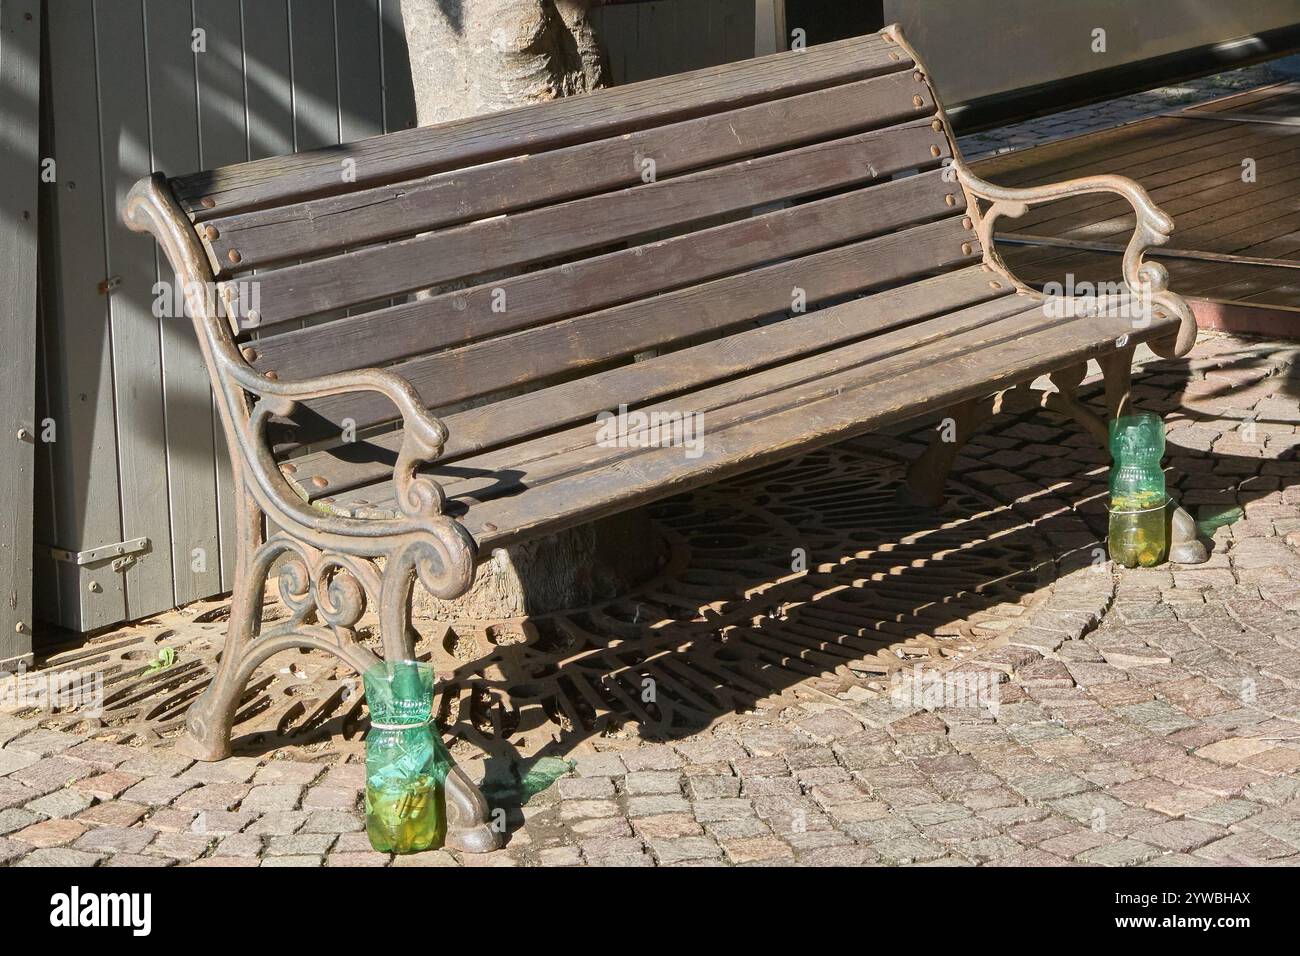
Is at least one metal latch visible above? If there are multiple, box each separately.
[98,274,122,295]
[36,537,149,571]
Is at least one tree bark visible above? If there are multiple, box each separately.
[401,2,656,621]
[402,0,609,126]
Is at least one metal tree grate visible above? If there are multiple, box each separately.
[27,442,1058,763]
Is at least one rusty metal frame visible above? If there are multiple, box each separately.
[121,173,497,852]
[950,161,1198,359]
[884,24,1197,362]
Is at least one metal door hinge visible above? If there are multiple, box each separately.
[36,537,149,568]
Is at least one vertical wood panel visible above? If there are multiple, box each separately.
[594,0,756,85]
[723,0,757,63]
[336,0,383,141]
[289,0,339,151]
[592,3,634,85]
[32,9,60,630]
[0,0,40,663]
[676,0,712,75]
[195,0,249,590]
[42,0,125,630]
[754,0,784,56]
[95,0,175,619]
[243,0,294,160]
[378,0,414,132]
[145,0,222,607]
[628,1,661,82]
[288,0,345,343]
[235,1,294,561]
[32,284,60,632]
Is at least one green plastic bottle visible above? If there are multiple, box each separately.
[1107,412,1168,568]
[362,660,450,854]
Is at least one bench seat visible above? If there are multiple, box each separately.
[301,273,1178,548]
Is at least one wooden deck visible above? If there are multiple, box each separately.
[974,81,1300,328]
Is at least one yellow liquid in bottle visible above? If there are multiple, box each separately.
[1108,494,1167,568]
[365,775,446,854]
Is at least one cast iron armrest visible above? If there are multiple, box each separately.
[121,172,461,549]
[952,160,1197,358]
[221,359,477,601]
[225,361,452,526]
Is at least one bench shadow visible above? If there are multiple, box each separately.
[418,343,1299,836]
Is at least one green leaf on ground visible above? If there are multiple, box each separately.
[144,647,177,674]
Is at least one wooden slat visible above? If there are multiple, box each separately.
[98,5,179,618]
[1217,203,1300,260]
[252,169,964,379]
[997,245,1263,306]
[297,214,980,437]
[974,117,1244,186]
[205,72,935,270]
[456,308,1177,548]
[197,0,254,594]
[148,0,223,606]
[994,125,1293,234]
[293,266,1010,499]
[1092,169,1300,253]
[1013,170,1300,261]
[228,118,950,326]
[1184,81,1300,115]
[0,0,40,659]
[1010,163,1300,279]
[1017,131,1299,234]
[979,81,1300,316]
[172,31,908,218]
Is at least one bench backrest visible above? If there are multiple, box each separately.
[168,27,985,453]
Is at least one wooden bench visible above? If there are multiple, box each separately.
[122,24,1206,851]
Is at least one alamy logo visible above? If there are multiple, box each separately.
[1040,273,1154,326]
[49,886,152,936]
[1,662,103,717]
[890,665,1001,715]
[595,404,705,459]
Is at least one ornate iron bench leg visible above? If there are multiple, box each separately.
[445,765,501,853]
[177,486,502,851]
[178,484,282,761]
[379,548,503,853]
[899,386,1037,507]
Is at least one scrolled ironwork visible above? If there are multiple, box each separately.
[952,160,1197,359]
[120,174,477,588]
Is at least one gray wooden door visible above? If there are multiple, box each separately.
[35,0,414,632]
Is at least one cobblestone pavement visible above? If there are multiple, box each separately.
[2,332,1297,868]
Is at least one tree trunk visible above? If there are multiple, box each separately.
[402,0,609,126]
[402,2,657,621]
